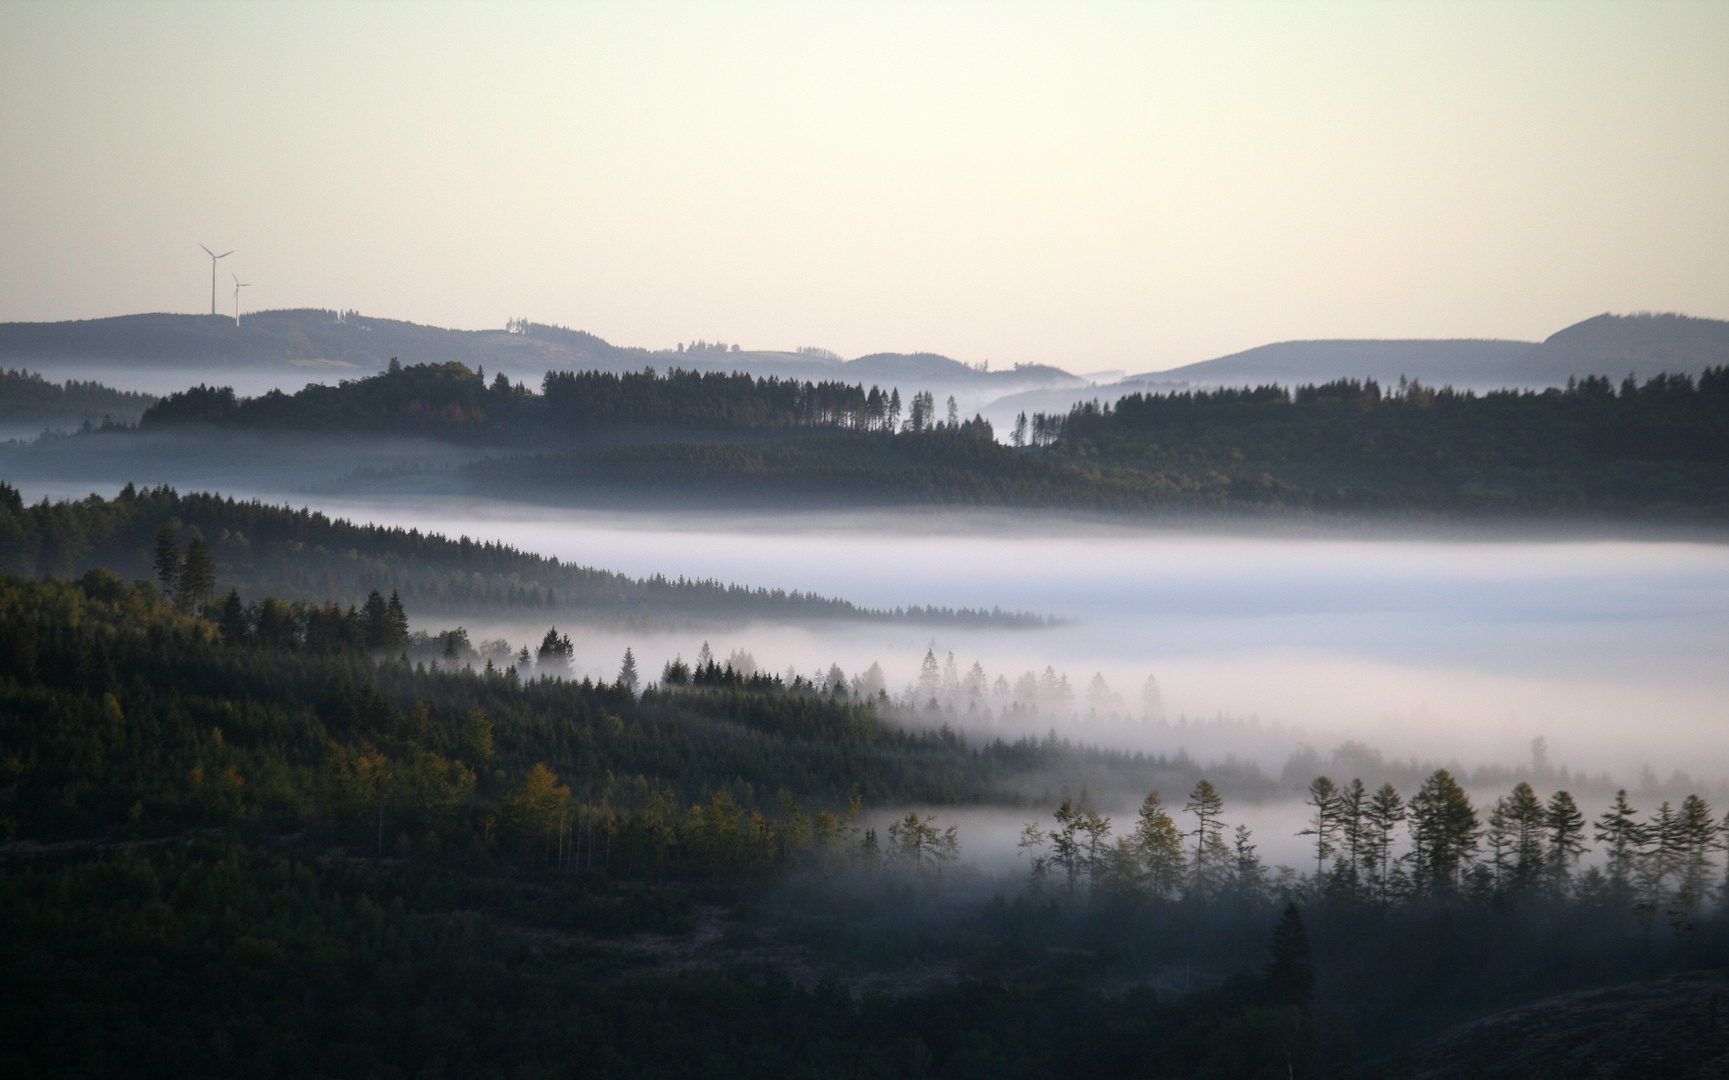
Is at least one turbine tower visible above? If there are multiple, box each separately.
[231,274,251,326]
[200,244,233,315]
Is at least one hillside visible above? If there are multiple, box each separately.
[0,369,157,431]
[1508,312,1729,385]
[0,483,1043,626]
[1132,339,1534,389]
[0,310,1078,390]
[1129,313,1729,391]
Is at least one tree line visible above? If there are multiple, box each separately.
[0,482,1036,627]
[0,368,157,428]
[1018,771,1725,940]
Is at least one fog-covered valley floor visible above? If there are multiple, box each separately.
[20,469,1721,793]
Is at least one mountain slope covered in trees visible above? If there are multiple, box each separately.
[0,483,1042,625]
[2,570,1725,1076]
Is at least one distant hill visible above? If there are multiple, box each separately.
[0,369,156,431]
[1129,313,1729,390]
[1133,339,1536,389]
[0,310,649,379]
[0,310,1079,390]
[1506,312,1729,385]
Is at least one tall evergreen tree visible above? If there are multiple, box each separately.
[1364,782,1406,904]
[1594,790,1645,897]
[1299,776,1340,879]
[176,536,215,614]
[618,647,639,694]
[1544,790,1588,893]
[1131,790,1186,898]
[385,590,409,648]
[1506,782,1546,893]
[152,521,180,598]
[1184,779,1229,892]
[1266,902,1314,1012]
[1408,769,1478,895]
[1676,794,1719,911]
[362,589,392,649]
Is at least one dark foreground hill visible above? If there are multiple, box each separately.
[1395,970,1729,1080]
[2,571,1725,1078]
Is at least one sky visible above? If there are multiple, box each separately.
[1,0,1725,373]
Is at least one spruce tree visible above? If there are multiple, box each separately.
[1299,776,1340,880]
[1266,902,1314,1012]
[176,536,215,614]
[1544,790,1587,893]
[1364,782,1406,905]
[1506,782,1546,893]
[1184,779,1229,892]
[153,522,180,598]
[618,647,639,694]
[386,591,409,649]
[1408,769,1478,895]
[1132,791,1186,898]
[1594,790,1644,896]
[362,589,391,649]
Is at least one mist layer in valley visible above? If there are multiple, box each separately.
[88,490,1718,790]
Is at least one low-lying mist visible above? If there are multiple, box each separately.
[291,498,1729,789]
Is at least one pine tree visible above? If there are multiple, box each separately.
[1266,902,1314,1012]
[1299,776,1340,880]
[1676,794,1719,912]
[1131,790,1186,898]
[1544,790,1588,893]
[1339,778,1368,881]
[1485,796,1514,888]
[217,589,248,644]
[1364,782,1406,904]
[385,590,409,648]
[1233,825,1267,898]
[1594,790,1644,897]
[176,536,215,615]
[362,589,391,650]
[1506,782,1546,893]
[1184,779,1229,892]
[153,522,180,598]
[1408,769,1479,895]
[618,647,639,693]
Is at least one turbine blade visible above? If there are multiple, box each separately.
[219,251,234,258]
[201,244,214,256]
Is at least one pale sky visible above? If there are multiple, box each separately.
[1,0,1725,372]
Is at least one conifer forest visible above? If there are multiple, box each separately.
[4,4,1729,1075]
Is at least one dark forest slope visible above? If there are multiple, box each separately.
[0,483,1041,625]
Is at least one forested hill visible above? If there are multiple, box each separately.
[0,309,1075,388]
[0,483,1043,626]
[1039,369,1729,518]
[3,570,1724,1076]
[0,368,157,429]
[138,361,930,444]
[403,368,1729,521]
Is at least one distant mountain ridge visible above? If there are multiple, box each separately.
[1131,313,1729,389]
[0,310,1078,389]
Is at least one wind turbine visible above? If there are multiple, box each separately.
[231,273,251,326]
[200,243,235,311]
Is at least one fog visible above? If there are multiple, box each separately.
[147,492,1729,785]
[10,449,1726,788]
